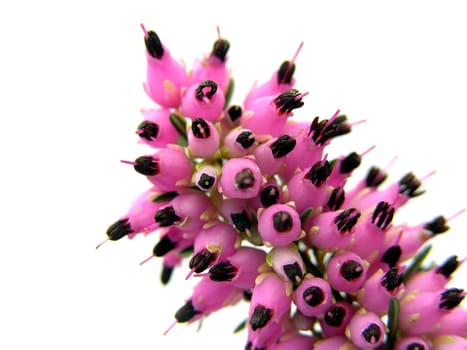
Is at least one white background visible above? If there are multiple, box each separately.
[1,1,466,349]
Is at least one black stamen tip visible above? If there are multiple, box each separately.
[260,185,280,207]
[371,201,395,230]
[161,264,174,285]
[211,38,230,62]
[106,218,133,241]
[235,169,255,189]
[324,305,346,327]
[365,166,387,188]
[381,267,403,292]
[334,208,361,233]
[191,118,211,139]
[439,288,465,310]
[436,255,459,278]
[283,262,303,289]
[340,152,361,174]
[153,235,177,257]
[137,121,159,141]
[270,135,296,158]
[309,115,351,145]
[154,206,181,227]
[277,60,296,85]
[327,187,345,211]
[198,173,215,190]
[195,80,218,100]
[303,286,324,307]
[227,105,242,122]
[273,89,305,115]
[362,323,382,344]
[249,305,273,330]
[189,248,218,273]
[399,172,425,198]
[424,215,449,235]
[304,160,333,187]
[340,260,364,281]
[407,343,426,350]
[208,262,238,281]
[382,245,402,267]
[231,210,252,232]
[272,211,293,232]
[236,131,255,149]
[144,30,164,59]
[134,156,160,176]
[175,301,200,323]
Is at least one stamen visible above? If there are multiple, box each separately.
[303,286,324,306]
[260,185,280,207]
[226,105,242,122]
[249,305,273,330]
[439,288,465,310]
[195,80,218,100]
[191,118,211,139]
[235,169,255,189]
[327,186,345,211]
[334,208,361,233]
[136,121,159,141]
[154,206,181,227]
[304,159,333,187]
[141,24,164,59]
[340,260,363,280]
[236,131,255,149]
[231,210,252,232]
[273,89,306,115]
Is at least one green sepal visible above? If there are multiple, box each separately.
[386,297,400,350]
[224,78,235,109]
[403,244,432,283]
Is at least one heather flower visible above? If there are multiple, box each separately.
[99,25,466,350]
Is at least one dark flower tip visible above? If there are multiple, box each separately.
[189,248,218,273]
[303,286,324,306]
[137,121,159,141]
[277,60,295,85]
[365,166,387,188]
[439,288,465,310]
[236,131,255,149]
[231,210,252,232]
[153,235,177,257]
[381,267,403,292]
[424,215,449,235]
[407,343,426,350]
[235,168,255,189]
[340,260,363,281]
[308,115,351,146]
[249,305,273,330]
[270,135,296,158]
[436,255,459,278]
[334,208,361,233]
[283,262,303,289]
[227,105,242,122]
[273,89,305,115]
[208,261,238,281]
[340,151,361,174]
[304,160,333,187]
[198,173,215,190]
[324,305,346,327]
[144,30,164,59]
[175,301,200,323]
[161,265,174,285]
[195,80,218,100]
[381,245,402,267]
[272,211,293,232]
[106,218,133,241]
[362,323,382,344]
[260,185,280,207]
[191,118,211,139]
[154,206,181,227]
[399,172,424,198]
[371,201,395,230]
[211,38,230,62]
[134,155,159,176]
[327,186,345,211]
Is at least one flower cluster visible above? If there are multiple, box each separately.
[99,25,467,349]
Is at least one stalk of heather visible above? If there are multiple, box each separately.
[99,25,467,350]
